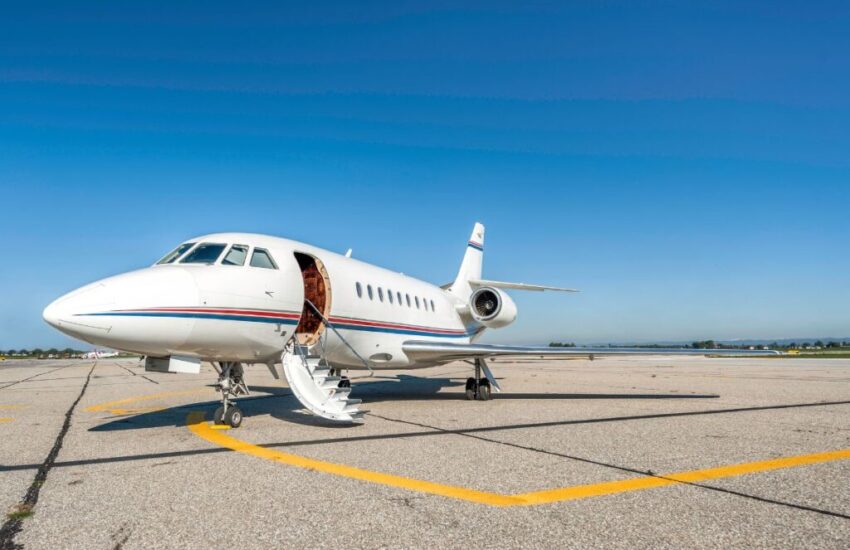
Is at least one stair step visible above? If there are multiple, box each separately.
[330,386,352,398]
[341,398,362,413]
[281,347,363,424]
[319,377,342,389]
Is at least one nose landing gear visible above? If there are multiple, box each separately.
[213,361,249,428]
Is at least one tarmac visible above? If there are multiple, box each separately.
[0,356,848,549]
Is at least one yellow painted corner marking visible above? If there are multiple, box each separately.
[209,425,231,431]
[187,412,524,506]
[516,449,849,505]
[86,389,210,415]
[186,411,850,507]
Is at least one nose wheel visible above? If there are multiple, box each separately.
[213,361,249,428]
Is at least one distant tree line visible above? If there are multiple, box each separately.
[1,348,87,358]
[773,341,848,350]
[547,340,850,350]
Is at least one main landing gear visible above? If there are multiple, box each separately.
[330,368,351,389]
[213,361,249,428]
[465,358,494,401]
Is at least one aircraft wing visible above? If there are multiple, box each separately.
[468,279,579,292]
[402,341,781,363]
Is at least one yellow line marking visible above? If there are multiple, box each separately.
[86,389,210,414]
[0,417,13,423]
[187,412,523,506]
[186,411,850,507]
[0,405,28,411]
[516,448,850,505]
[209,425,231,431]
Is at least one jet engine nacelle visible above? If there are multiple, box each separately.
[469,287,517,329]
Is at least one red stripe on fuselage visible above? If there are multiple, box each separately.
[117,307,301,320]
[328,316,466,335]
[113,307,466,334]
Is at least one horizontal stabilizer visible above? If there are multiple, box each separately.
[468,279,579,292]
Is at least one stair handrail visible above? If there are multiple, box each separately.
[286,337,311,370]
[304,299,374,377]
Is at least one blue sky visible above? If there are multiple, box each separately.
[1,1,849,348]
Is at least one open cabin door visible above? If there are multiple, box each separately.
[293,252,332,346]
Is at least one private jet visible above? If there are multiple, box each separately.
[43,223,775,427]
[81,349,119,360]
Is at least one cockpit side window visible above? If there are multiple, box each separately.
[222,244,248,266]
[180,243,227,264]
[156,242,196,265]
[249,248,278,269]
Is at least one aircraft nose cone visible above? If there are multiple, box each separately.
[42,282,116,340]
[42,298,64,328]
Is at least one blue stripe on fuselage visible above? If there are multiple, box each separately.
[80,311,300,325]
[78,311,474,338]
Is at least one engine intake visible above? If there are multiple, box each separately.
[469,287,517,329]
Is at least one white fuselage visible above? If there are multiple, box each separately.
[43,233,485,369]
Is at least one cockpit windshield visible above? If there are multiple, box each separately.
[180,243,227,265]
[156,242,196,265]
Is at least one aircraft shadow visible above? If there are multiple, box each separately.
[89,374,717,432]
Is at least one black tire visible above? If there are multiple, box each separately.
[338,378,351,389]
[477,378,491,401]
[465,377,477,400]
[224,406,243,428]
[213,406,225,424]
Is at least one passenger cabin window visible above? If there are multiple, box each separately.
[180,243,227,265]
[415,296,420,309]
[222,244,248,266]
[388,289,394,304]
[378,287,384,302]
[157,242,195,264]
[367,285,373,300]
[249,248,277,269]
[406,294,411,307]
[356,282,363,298]
[431,300,435,312]
[397,291,402,305]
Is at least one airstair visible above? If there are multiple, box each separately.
[281,301,370,424]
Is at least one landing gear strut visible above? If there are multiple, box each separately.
[465,359,493,401]
[213,361,249,428]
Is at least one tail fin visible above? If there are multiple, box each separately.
[449,222,485,299]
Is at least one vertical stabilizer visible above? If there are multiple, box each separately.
[449,222,485,300]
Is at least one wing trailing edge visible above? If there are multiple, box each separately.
[402,341,781,363]
[468,279,579,292]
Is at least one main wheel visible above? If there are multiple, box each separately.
[213,406,225,424]
[223,406,243,428]
[465,378,477,400]
[477,378,491,401]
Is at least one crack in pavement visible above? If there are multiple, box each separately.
[370,412,850,520]
[0,364,96,550]
[0,364,77,391]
